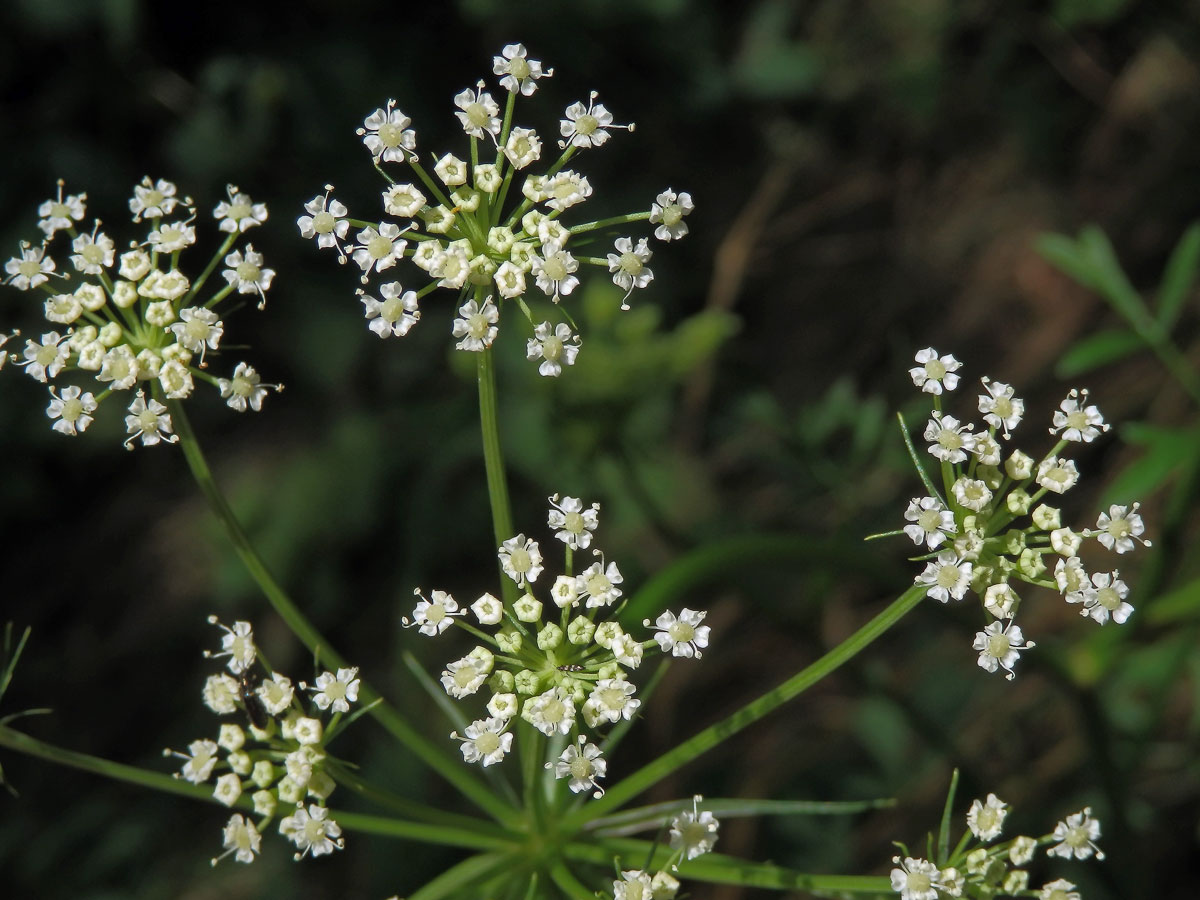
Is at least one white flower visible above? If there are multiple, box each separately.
[966,793,1009,840]
[129,176,180,221]
[499,534,543,586]
[650,189,694,241]
[984,583,1020,619]
[1092,503,1149,553]
[310,667,360,712]
[1050,388,1109,442]
[119,248,152,281]
[208,617,257,674]
[607,237,654,309]
[213,185,268,233]
[1048,807,1104,860]
[889,856,943,900]
[542,170,593,212]
[613,871,654,900]
[139,269,190,301]
[471,592,504,626]
[213,773,243,807]
[493,43,553,96]
[577,558,623,608]
[978,377,1024,436]
[531,242,580,302]
[383,183,426,218]
[908,348,961,395]
[493,260,527,298]
[279,804,344,859]
[352,223,406,275]
[434,153,469,187]
[440,655,489,699]
[646,608,710,659]
[924,412,976,464]
[147,219,197,253]
[547,735,607,797]
[38,181,87,236]
[202,673,241,714]
[526,321,580,377]
[452,717,513,766]
[298,187,350,254]
[903,496,956,549]
[4,242,56,291]
[43,293,82,325]
[123,390,178,449]
[503,126,543,169]
[257,674,295,716]
[222,245,276,306]
[1036,456,1080,495]
[175,738,220,784]
[522,687,576,736]
[487,692,518,719]
[560,91,629,149]
[451,298,500,352]
[216,814,262,865]
[916,552,972,603]
[670,795,719,860]
[548,494,600,550]
[217,362,277,413]
[359,100,416,163]
[1039,878,1081,900]
[171,307,224,362]
[583,679,641,727]
[362,282,420,338]
[972,620,1035,681]
[70,229,115,274]
[973,431,1002,466]
[405,589,462,636]
[1071,570,1133,625]
[46,386,97,436]
[952,477,993,512]
[1054,556,1089,594]
[454,80,501,139]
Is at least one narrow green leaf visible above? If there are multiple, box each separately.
[1156,223,1200,329]
[1146,576,1200,626]
[1101,424,1200,505]
[1035,233,1098,289]
[1079,225,1148,323]
[0,624,31,703]
[590,797,896,837]
[408,852,519,900]
[897,412,942,501]
[1056,329,1144,378]
[936,768,960,865]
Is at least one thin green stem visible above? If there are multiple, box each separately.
[409,852,519,900]
[477,346,519,607]
[564,585,928,827]
[547,860,596,900]
[331,809,517,851]
[167,401,521,828]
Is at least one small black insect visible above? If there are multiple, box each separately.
[240,669,269,731]
[557,664,586,672]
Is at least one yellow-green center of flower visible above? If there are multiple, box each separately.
[1097,587,1120,610]
[368,235,392,260]
[543,257,567,281]
[82,245,105,264]
[475,731,500,755]
[467,313,489,339]
[228,201,252,220]
[312,211,335,234]
[563,511,584,534]
[987,634,1011,658]
[237,261,261,283]
[61,397,83,422]
[906,872,932,893]
[20,260,41,278]
[509,58,531,79]
[586,573,611,595]
[143,190,164,209]
[138,409,160,432]
[925,360,947,379]
[37,344,59,366]
[465,102,491,128]
[662,204,683,227]
[936,566,961,589]
[669,621,695,643]
[575,114,599,135]
[380,296,405,322]
[541,335,563,361]
[569,755,592,779]
[619,251,642,274]
[378,123,406,148]
[509,548,531,572]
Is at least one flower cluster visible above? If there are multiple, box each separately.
[608,795,720,899]
[902,349,1150,680]
[299,43,692,376]
[2,180,281,447]
[890,791,1104,900]
[403,494,711,785]
[165,617,362,865]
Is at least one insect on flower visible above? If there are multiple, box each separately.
[240,670,268,731]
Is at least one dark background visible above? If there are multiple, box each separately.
[1,1,1198,897]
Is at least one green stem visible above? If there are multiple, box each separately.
[331,809,517,851]
[547,860,596,900]
[409,852,519,900]
[564,585,928,827]
[477,347,519,606]
[167,401,521,828]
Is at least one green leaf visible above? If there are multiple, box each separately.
[936,769,960,865]
[1078,225,1148,323]
[1146,576,1200,626]
[1101,423,1200,505]
[1056,329,1144,377]
[1156,223,1200,330]
[1036,233,1099,290]
[590,796,897,837]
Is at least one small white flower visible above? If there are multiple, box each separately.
[362,282,420,338]
[577,558,623,608]
[522,687,576,736]
[119,248,152,281]
[257,674,295,716]
[174,738,220,784]
[38,180,87,236]
[222,245,276,307]
[972,620,1035,681]
[503,126,543,169]
[217,362,278,413]
[607,236,654,309]
[499,534,543,587]
[471,592,504,626]
[382,183,426,218]
[46,385,97,436]
[1039,878,1081,900]
[208,617,257,674]
[952,477,993,512]
[1092,503,1149,553]
[650,189,693,241]
[526,321,580,377]
[1048,807,1104,860]
[613,871,654,900]
[1054,557,1089,594]
[670,795,719,860]
[646,608,710,658]
[129,176,180,221]
[70,229,115,274]
[214,185,268,233]
[147,219,197,253]
[548,494,600,550]
[487,692,518,719]
[966,793,1009,841]
[123,390,178,449]
[1072,570,1133,625]
[213,773,243,807]
[298,186,350,255]
[531,242,580,302]
[560,91,630,149]
[547,734,607,797]
[404,589,463,636]
[1036,456,1080,495]
[583,679,641,727]
[171,307,224,362]
[903,497,956,549]
[293,716,324,746]
[973,431,1002,466]
[4,242,56,291]
[358,100,417,163]
[352,223,406,275]
[202,673,241,714]
[889,856,943,900]
[451,298,499,352]
[541,170,593,212]
[493,260,527,298]
[984,582,1020,620]
[434,153,469,187]
[452,717,513,766]
[440,655,489,699]
[916,552,972,603]
[924,412,976,464]
[908,348,962,395]
[279,804,344,859]
[310,667,360,712]
[1050,388,1109,443]
[493,43,553,96]
[454,80,501,139]
[216,814,262,865]
[978,377,1024,436]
